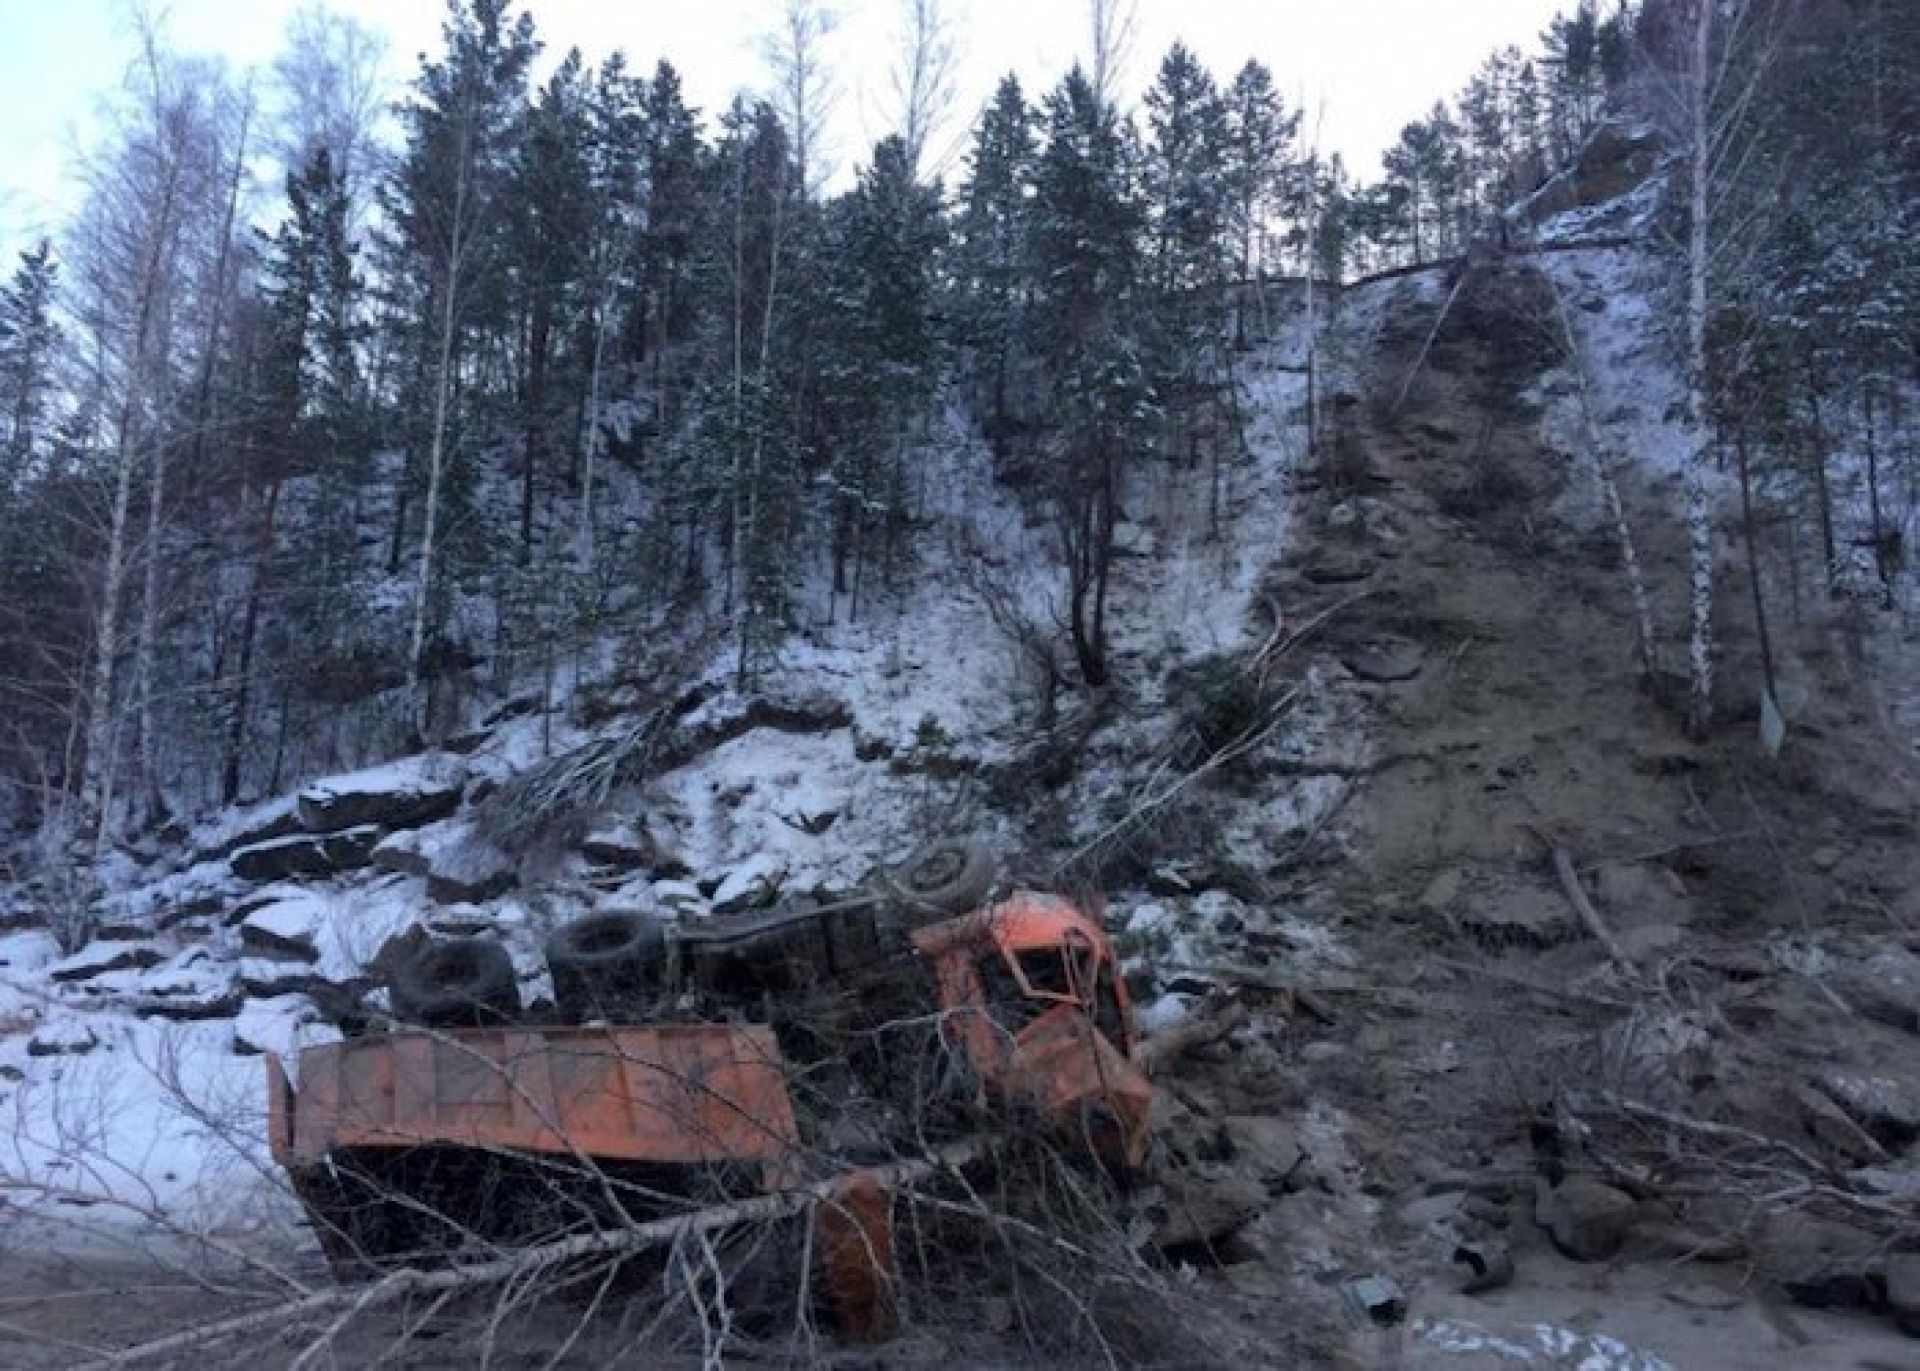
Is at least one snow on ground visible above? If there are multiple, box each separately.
[238,885,416,982]
[1,1011,305,1235]
[1417,1317,1674,1370]
[1535,244,1693,489]
[0,298,1340,1248]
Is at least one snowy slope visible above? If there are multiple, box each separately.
[0,301,1335,1248]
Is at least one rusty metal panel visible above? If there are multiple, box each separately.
[279,1025,800,1169]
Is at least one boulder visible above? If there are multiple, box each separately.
[1397,1190,1467,1231]
[238,958,335,1000]
[370,829,434,878]
[297,763,463,833]
[1461,885,1577,948]
[711,854,787,915]
[1817,1072,1920,1147]
[133,992,244,1023]
[1301,551,1377,586]
[425,838,518,905]
[27,1021,99,1057]
[1756,1212,1886,1311]
[582,819,656,870]
[1417,868,1464,916]
[1221,1116,1307,1192]
[48,942,163,984]
[231,826,381,882]
[1886,1253,1920,1337]
[1340,636,1424,684]
[1340,1275,1407,1326]
[1535,1177,1637,1261]
[154,890,227,930]
[239,899,322,962]
[1835,948,1920,1035]
[124,950,240,1020]
[193,798,302,864]
[1147,1162,1269,1250]
[366,924,432,983]
[232,995,323,1057]
[1514,121,1664,226]
[651,879,710,917]
[297,756,466,833]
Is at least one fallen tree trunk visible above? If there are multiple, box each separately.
[1548,844,1636,974]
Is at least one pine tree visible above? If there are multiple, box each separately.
[1221,60,1298,293]
[1144,42,1230,397]
[386,0,538,733]
[636,62,703,423]
[0,242,60,499]
[954,74,1035,438]
[508,48,593,562]
[219,144,363,801]
[574,52,647,558]
[818,135,946,612]
[1031,67,1148,687]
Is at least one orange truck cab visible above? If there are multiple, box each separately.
[911,893,1152,1170]
[266,889,1151,1334]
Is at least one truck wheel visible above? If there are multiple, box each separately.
[882,837,998,918]
[546,910,667,1022]
[388,937,521,1028]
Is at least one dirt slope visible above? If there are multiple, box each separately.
[1191,256,1920,1367]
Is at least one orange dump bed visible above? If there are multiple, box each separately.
[269,1024,801,1174]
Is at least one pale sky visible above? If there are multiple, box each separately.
[0,0,1572,252]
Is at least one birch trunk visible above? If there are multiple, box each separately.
[1683,0,1716,737]
[405,122,474,736]
[734,186,788,688]
[83,143,187,852]
[576,285,614,565]
[1542,259,1660,677]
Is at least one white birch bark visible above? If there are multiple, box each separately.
[405,119,475,733]
[82,120,189,853]
[1683,0,1716,735]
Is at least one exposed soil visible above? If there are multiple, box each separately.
[6,260,1917,1370]
[1160,257,1920,1367]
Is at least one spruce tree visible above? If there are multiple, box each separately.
[386,0,538,731]
[0,242,60,499]
[1030,67,1148,686]
[954,74,1035,438]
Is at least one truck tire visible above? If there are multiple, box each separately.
[545,910,667,1022]
[388,937,521,1028]
[881,837,998,919]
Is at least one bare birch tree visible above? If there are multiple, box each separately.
[763,0,839,199]
[1088,0,1138,108]
[1648,0,1783,734]
[890,0,961,178]
[71,25,218,848]
[395,0,535,736]
[272,2,391,233]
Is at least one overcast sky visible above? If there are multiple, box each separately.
[0,0,1572,252]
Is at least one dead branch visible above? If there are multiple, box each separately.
[1548,844,1638,974]
[77,1141,988,1370]
[1521,825,1637,974]
[1390,263,1474,420]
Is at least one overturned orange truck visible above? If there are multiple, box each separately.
[265,841,1153,1336]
